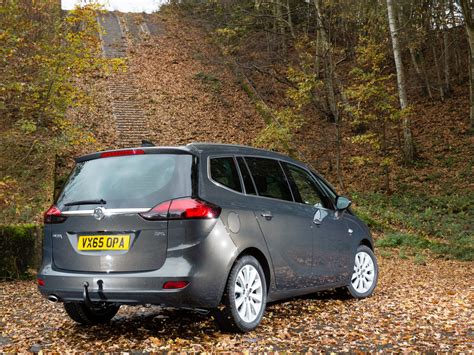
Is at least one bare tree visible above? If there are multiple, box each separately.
[460,0,474,130]
[386,0,415,161]
[313,0,345,191]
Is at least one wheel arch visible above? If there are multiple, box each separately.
[359,238,373,250]
[237,247,272,294]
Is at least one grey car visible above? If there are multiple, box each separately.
[38,143,378,332]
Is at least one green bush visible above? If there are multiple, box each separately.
[0,224,42,279]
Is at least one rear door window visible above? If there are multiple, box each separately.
[209,157,242,193]
[245,157,293,201]
[57,154,193,209]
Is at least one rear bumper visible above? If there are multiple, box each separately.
[38,274,204,307]
[38,219,238,308]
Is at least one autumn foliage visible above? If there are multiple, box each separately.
[0,1,119,224]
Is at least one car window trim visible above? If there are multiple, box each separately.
[61,208,150,216]
[277,160,296,202]
[281,162,304,203]
[236,156,258,195]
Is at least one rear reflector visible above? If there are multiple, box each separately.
[163,281,189,289]
[37,278,45,287]
[44,205,67,224]
[100,149,145,158]
[140,198,221,221]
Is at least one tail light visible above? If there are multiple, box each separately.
[44,205,67,224]
[140,198,221,221]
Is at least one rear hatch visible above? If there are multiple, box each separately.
[49,150,194,273]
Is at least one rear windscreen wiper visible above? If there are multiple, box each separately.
[64,199,107,207]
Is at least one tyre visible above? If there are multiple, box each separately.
[346,245,378,298]
[64,302,120,325]
[214,255,267,332]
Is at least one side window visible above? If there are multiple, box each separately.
[284,164,324,207]
[236,157,256,195]
[312,172,337,209]
[210,157,242,193]
[245,157,293,201]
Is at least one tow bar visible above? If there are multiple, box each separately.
[82,281,95,309]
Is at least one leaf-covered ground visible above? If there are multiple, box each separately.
[126,11,264,147]
[1,256,472,352]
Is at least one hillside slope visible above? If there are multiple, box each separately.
[125,13,264,146]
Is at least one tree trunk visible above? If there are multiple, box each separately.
[286,0,295,39]
[450,0,463,83]
[443,28,451,95]
[313,0,345,191]
[274,0,286,51]
[460,0,474,130]
[432,38,445,101]
[315,28,321,78]
[386,0,415,161]
[409,47,433,99]
[467,25,474,130]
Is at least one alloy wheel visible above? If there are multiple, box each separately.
[234,264,263,323]
[351,251,375,294]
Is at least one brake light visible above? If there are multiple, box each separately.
[163,281,189,289]
[43,205,67,224]
[100,149,145,158]
[169,199,221,219]
[140,198,221,220]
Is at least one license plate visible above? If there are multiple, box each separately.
[78,235,130,251]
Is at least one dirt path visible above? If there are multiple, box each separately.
[1,256,472,352]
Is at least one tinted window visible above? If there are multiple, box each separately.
[285,164,323,207]
[210,157,242,192]
[245,157,293,201]
[236,157,256,195]
[57,154,193,209]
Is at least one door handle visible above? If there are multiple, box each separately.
[261,211,273,220]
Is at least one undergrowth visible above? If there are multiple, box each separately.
[353,192,474,261]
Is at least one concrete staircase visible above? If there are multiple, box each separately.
[97,12,163,148]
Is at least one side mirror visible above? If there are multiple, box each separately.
[336,196,352,211]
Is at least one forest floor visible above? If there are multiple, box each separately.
[1,256,472,352]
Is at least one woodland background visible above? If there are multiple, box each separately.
[1,0,472,263]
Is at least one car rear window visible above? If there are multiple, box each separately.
[209,157,242,192]
[57,154,193,209]
[245,157,293,201]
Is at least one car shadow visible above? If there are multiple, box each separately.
[64,306,220,347]
[266,288,350,308]
[60,290,352,349]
